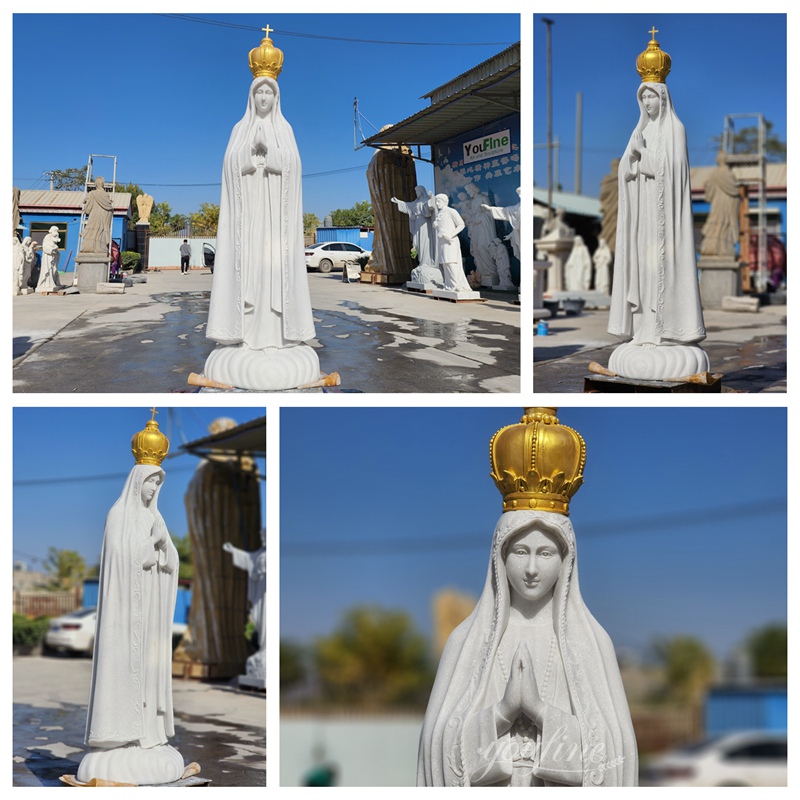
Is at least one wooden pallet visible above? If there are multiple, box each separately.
[584,373,723,393]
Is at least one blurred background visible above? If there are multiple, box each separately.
[280,406,787,786]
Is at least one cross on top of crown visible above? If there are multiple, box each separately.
[262,24,274,39]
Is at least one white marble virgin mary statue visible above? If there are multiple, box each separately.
[607,33,709,380]
[77,415,185,785]
[419,409,637,787]
[204,31,319,390]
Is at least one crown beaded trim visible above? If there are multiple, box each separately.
[249,24,284,80]
[636,27,671,84]
[131,408,170,466]
[489,407,586,516]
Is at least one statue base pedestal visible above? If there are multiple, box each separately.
[608,342,710,381]
[431,289,484,303]
[238,674,266,690]
[203,342,320,391]
[77,743,185,785]
[75,255,109,293]
[698,256,744,309]
[584,371,722,394]
[405,281,437,294]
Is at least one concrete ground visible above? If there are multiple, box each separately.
[534,301,786,393]
[13,268,520,393]
[13,654,266,787]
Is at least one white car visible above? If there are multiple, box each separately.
[44,607,97,655]
[305,241,371,273]
[643,730,787,786]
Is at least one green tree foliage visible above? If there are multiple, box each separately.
[171,534,193,582]
[746,623,787,679]
[49,167,87,190]
[280,639,308,690]
[329,201,373,228]
[713,119,786,162]
[149,201,189,237]
[118,181,144,229]
[43,547,87,592]
[13,614,51,647]
[304,213,321,237]
[314,605,432,709]
[189,202,220,237]
[652,635,716,705]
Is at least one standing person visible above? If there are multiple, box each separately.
[180,239,191,274]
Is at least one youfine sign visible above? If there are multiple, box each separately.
[462,129,512,164]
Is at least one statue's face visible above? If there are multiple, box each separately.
[465,183,477,197]
[254,83,275,116]
[641,88,660,120]
[140,473,162,506]
[435,196,447,210]
[504,527,562,606]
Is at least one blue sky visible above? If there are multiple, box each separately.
[533,13,787,198]
[12,13,519,219]
[13,407,266,570]
[280,406,787,663]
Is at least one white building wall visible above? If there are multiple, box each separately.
[280,715,422,786]
[147,237,216,269]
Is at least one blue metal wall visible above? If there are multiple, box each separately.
[315,227,374,249]
[706,688,787,736]
[19,213,129,273]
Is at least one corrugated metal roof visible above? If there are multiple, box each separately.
[532,187,601,218]
[690,162,786,192]
[19,189,132,214]
[181,416,266,458]
[362,43,520,148]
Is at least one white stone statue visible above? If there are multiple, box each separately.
[223,529,266,687]
[540,208,573,240]
[22,236,37,289]
[77,414,186,785]
[462,182,498,285]
[488,238,515,290]
[392,185,435,267]
[433,194,471,292]
[593,238,613,295]
[607,33,709,380]
[418,409,637,787]
[37,226,63,292]
[13,237,24,294]
[483,187,521,260]
[204,33,319,391]
[564,235,592,292]
[80,176,114,255]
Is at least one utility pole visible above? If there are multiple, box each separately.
[543,18,555,222]
[575,91,583,195]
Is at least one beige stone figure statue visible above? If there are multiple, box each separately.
[700,150,740,258]
[136,193,155,224]
[80,177,114,255]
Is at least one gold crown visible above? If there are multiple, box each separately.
[490,408,586,516]
[131,409,170,466]
[636,27,671,84]
[249,24,284,80]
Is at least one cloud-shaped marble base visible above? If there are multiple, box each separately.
[204,342,320,391]
[608,342,710,381]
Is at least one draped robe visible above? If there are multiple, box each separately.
[608,82,705,345]
[418,511,638,787]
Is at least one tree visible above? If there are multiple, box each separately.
[189,202,220,237]
[43,547,87,592]
[280,639,308,691]
[652,635,716,705]
[304,212,321,237]
[712,119,786,162]
[118,181,145,229]
[149,201,188,237]
[329,201,373,228]
[746,623,787,679]
[48,167,87,191]
[313,605,432,709]
[171,534,193,582]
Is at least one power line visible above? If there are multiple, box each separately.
[159,14,514,47]
[281,498,785,557]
